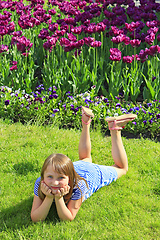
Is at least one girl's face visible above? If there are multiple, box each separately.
[43,163,69,191]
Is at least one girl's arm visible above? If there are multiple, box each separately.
[31,195,54,222]
[54,186,83,221]
[55,197,82,221]
[31,182,54,222]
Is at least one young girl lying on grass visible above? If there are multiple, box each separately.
[31,107,136,222]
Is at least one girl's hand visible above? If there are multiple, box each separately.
[54,185,70,200]
[41,181,55,199]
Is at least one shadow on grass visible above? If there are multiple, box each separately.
[13,162,39,175]
[122,131,160,142]
[104,129,160,142]
[0,197,60,232]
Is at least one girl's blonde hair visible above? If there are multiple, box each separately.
[38,153,88,202]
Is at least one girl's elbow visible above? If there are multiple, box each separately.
[31,218,38,223]
[31,213,38,223]
[60,214,75,221]
[69,214,76,221]
[68,216,75,221]
[31,213,43,223]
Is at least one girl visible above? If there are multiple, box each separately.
[31,107,137,222]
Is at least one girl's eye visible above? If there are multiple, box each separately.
[48,176,53,179]
[59,176,64,180]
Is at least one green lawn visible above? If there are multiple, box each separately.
[0,119,160,240]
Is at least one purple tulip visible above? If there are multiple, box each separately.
[49,23,58,32]
[43,36,58,51]
[146,20,158,28]
[145,45,160,56]
[22,52,29,57]
[0,26,8,36]
[102,19,110,29]
[12,61,17,65]
[111,26,124,36]
[138,54,148,63]
[111,34,125,44]
[64,17,75,25]
[145,32,155,45]
[48,9,56,15]
[64,42,76,52]
[0,44,9,53]
[71,26,82,35]
[147,27,158,35]
[96,22,106,33]
[67,33,77,42]
[90,40,102,47]
[109,48,121,61]
[123,56,133,63]
[130,39,141,48]
[125,22,140,32]
[83,37,94,46]
[43,14,52,24]
[111,16,126,27]
[10,65,17,71]
[104,10,116,20]
[6,21,15,34]
[84,23,97,34]
[74,39,84,49]
[55,29,66,36]
[18,14,36,29]
[60,23,69,32]
[38,28,49,40]
[60,38,70,47]
[12,31,22,37]
[112,5,125,15]
[11,36,33,54]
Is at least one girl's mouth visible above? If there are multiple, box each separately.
[51,186,60,190]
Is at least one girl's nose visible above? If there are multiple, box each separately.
[52,179,59,185]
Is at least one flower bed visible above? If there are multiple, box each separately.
[1,85,159,139]
[0,0,160,101]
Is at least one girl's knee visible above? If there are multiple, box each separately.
[113,167,128,179]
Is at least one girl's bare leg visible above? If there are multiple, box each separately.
[110,130,128,178]
[78,113,92,163]
[107,118,136,178]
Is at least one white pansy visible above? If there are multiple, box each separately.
[15,89,21,94]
